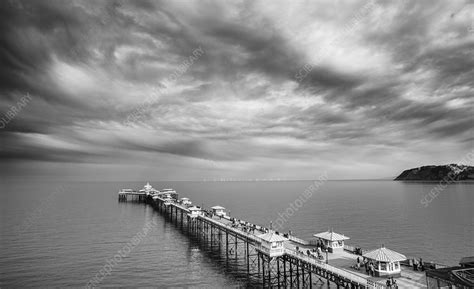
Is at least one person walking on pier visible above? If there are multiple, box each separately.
[391,277,398,288]
[386,278,392,288]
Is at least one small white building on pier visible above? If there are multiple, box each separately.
[187,206,203,218]
[140,182,158,195]
[313,230,350,253]
[257,231,287,257]
[363,245,406,277]
[143,182,153,192]
[211,205,226,217]
[158,188,178,200]
[180,198,192,206]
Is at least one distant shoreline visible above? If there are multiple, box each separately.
[394,180,474,183]
[394,164,474,181]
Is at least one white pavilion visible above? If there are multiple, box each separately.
[187,206,203,218]
[211,205,226,217]
[313,230,350,253]
[363,245,407,277]
[257,231,287,257]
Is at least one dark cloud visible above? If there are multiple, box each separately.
[0,0,472,180]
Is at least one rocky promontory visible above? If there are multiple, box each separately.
[394,164,474,181]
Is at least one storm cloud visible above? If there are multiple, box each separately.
[1,0,473,180]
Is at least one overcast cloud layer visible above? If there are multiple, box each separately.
[1,0,473,181]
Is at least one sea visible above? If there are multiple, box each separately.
[1,180,472,288]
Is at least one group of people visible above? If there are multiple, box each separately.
[352,257,377,276]
[314,239,326,250]
[412,258,425,271]
[351,257,362,271]
[229,218,266,234]
[385,277,398,288]
[293,246,325,261]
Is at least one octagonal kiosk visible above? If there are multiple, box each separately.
[257,231,287,257]
[313,230,350,253]
[211,205,226,217]
[363,245,406,277]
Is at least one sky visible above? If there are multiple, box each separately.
[0,0,473,181]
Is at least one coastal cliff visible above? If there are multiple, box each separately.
[394,164,474,181]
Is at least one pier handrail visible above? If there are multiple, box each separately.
[118,190,141,194]
[284,248,385,288]
[401,256,449,269]
[287,235,310,245]
[170,202,190,212]
[200,216,262,244]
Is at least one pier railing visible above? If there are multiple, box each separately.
[200,216,263,244]
[401,257,449,270]
[171,203,190,212]
[288,235,310,245]
[343,244,368,255]
[284,248,385,288]
[118,190,144,195]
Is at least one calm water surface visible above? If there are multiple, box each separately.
[1,180,473,287]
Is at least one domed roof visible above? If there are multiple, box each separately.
[363,245,407,262]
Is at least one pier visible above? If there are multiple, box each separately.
[118,183,428,288]
[117,189,146,202]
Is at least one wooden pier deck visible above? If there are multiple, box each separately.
[119,186,428,288]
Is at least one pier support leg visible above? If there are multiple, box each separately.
[296,260,300,288]
[277,257,281,288]
[226,231,229,262]
[246,241,250,277]
[289,258,293,287]
[267,257,271,286]
[218,230,222,253]
[258,252,261,277]
[302,262,305,288]
[212,226,215,248]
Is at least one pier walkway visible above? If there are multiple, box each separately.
[119,185,427,288]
